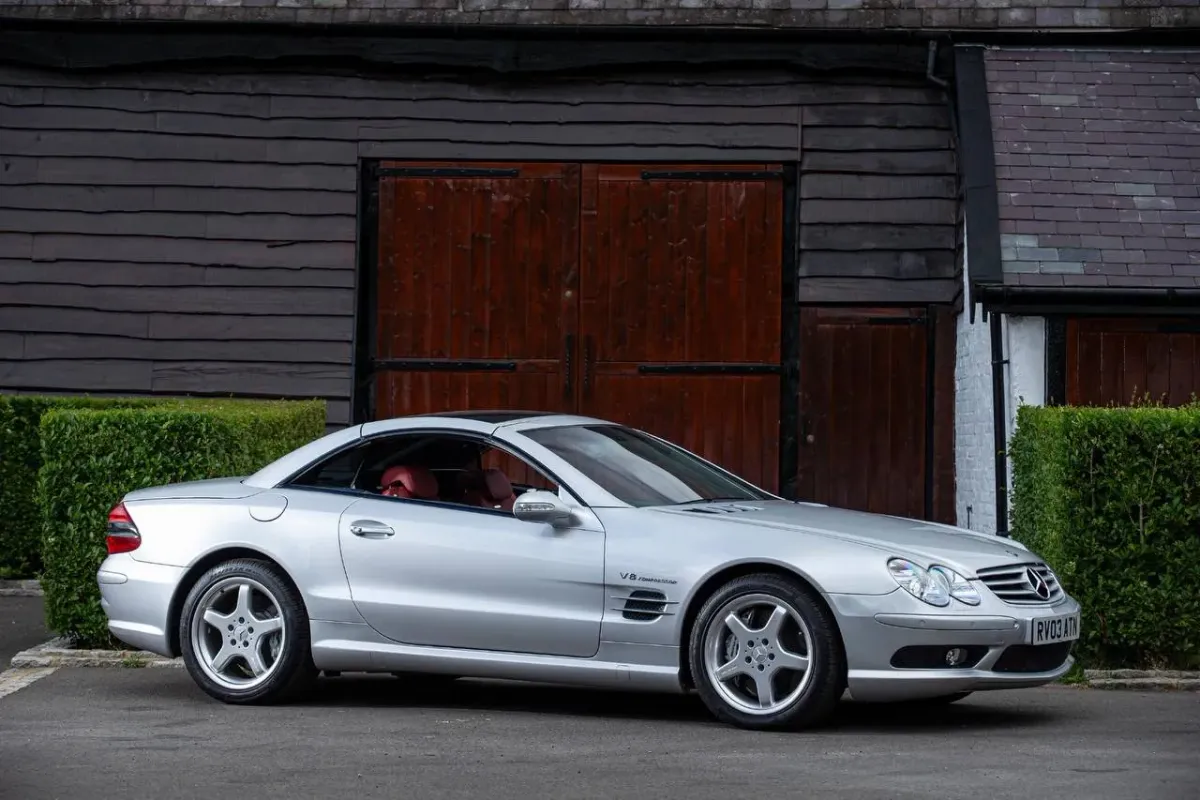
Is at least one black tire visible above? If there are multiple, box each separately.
[688,572,846,731]
[179,558,318,705]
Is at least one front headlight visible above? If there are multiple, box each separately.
[887,558,950,607]
[887,559,981,607]
[930,565,981,605]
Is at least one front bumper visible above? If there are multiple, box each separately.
[97,554,186,658]
[829,591,1081,702]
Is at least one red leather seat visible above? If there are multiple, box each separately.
[460,468,516,511]
[380,465,439,501]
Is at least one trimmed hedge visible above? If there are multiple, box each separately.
[1009,402,1200,670]
[0,396,166,577]
[37,399,326,645]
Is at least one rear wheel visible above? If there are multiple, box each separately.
[689,573,845,731]
[179,558,318,705]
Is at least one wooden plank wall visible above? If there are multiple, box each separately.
[0,66,956,428]
[798,88,958,303]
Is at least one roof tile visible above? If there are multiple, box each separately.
[985,47,1200,290]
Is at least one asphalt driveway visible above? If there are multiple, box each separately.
[0,595,47,669]
[0,668,1197,800]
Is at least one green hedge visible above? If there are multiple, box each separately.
[37,399,326,645]
[1009,402,1200,670]
[0,396,167,578]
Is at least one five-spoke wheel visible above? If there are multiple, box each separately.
[179,558,317,704]
[690,573,844,730]
[190,576,285,690]
[702,593,816,715]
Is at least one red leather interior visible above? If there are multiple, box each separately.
[460,468,516,511]
[380,465,439,500]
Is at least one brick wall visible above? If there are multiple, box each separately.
[0,0,1197,29]
[954,282,997,532]
[986,47,1200,290]
[954,276,1047,532]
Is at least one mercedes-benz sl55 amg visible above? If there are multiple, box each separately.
[97,411,1080,730]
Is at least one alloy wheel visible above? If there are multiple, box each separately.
[189,576,287,691]
[701,592,816,716]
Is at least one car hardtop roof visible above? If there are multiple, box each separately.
[244,412,620,489]
[403,410,614,430]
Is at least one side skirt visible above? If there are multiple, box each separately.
[309,620,685,694]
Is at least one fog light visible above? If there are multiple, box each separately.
[945,647,969,666]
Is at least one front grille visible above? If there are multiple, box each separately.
[976,562,1064,605]
[993,642,1074,673]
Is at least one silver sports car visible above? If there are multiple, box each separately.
[98,411,1080,730]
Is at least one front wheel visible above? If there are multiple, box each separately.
[689,573,845,731]
[179,558,318,705]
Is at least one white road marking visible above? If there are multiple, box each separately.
[0,667,58,701]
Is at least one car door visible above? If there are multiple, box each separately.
[336,448,605,659]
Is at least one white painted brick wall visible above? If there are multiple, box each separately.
[954,223,1047,534]
[955,296,996,533]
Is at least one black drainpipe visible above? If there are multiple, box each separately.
[989,310,1009,537]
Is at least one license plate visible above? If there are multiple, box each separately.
[1029,612,1081,645]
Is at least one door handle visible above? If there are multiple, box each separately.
[349,520,395,538]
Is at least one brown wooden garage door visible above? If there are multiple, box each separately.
[373,161,784,491]
[1066,318,1200,407]
[373,162,581,418]
[576,165,783,490]
[795,306,955,523]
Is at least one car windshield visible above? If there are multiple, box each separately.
[522,424,774,507]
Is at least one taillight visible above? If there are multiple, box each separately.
[106,502,141,555]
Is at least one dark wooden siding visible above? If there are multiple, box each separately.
[0,66,956,426]
[798,87,958,303]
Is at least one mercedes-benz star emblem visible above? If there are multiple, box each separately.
[1025,568,1051,600]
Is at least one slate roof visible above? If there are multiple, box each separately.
[985,47,1200,291]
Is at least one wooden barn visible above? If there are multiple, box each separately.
[1,6,1197,535]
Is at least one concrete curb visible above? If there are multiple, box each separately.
[1086,678,1200,691]
[9,637,182,670]
[1083,669,1200,691]
[0,579,43,597]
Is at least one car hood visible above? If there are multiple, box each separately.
[654,500,1035,575]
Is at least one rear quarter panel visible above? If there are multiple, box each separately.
[124,488,365,624]
[595,508,899,648]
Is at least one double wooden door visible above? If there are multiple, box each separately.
[372,161,784,491]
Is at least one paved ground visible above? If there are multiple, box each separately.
[0,595,47,669]
[0,668,1197,800]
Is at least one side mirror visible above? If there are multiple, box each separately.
[512,489,574,526]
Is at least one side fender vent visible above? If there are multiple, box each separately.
[622,589,668,621]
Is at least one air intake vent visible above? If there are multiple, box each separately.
[680,503,763,515]
[622,589,668,621]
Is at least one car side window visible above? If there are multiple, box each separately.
[481,447,557,494]
[288,443,367,491]
[284,430,574,513]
